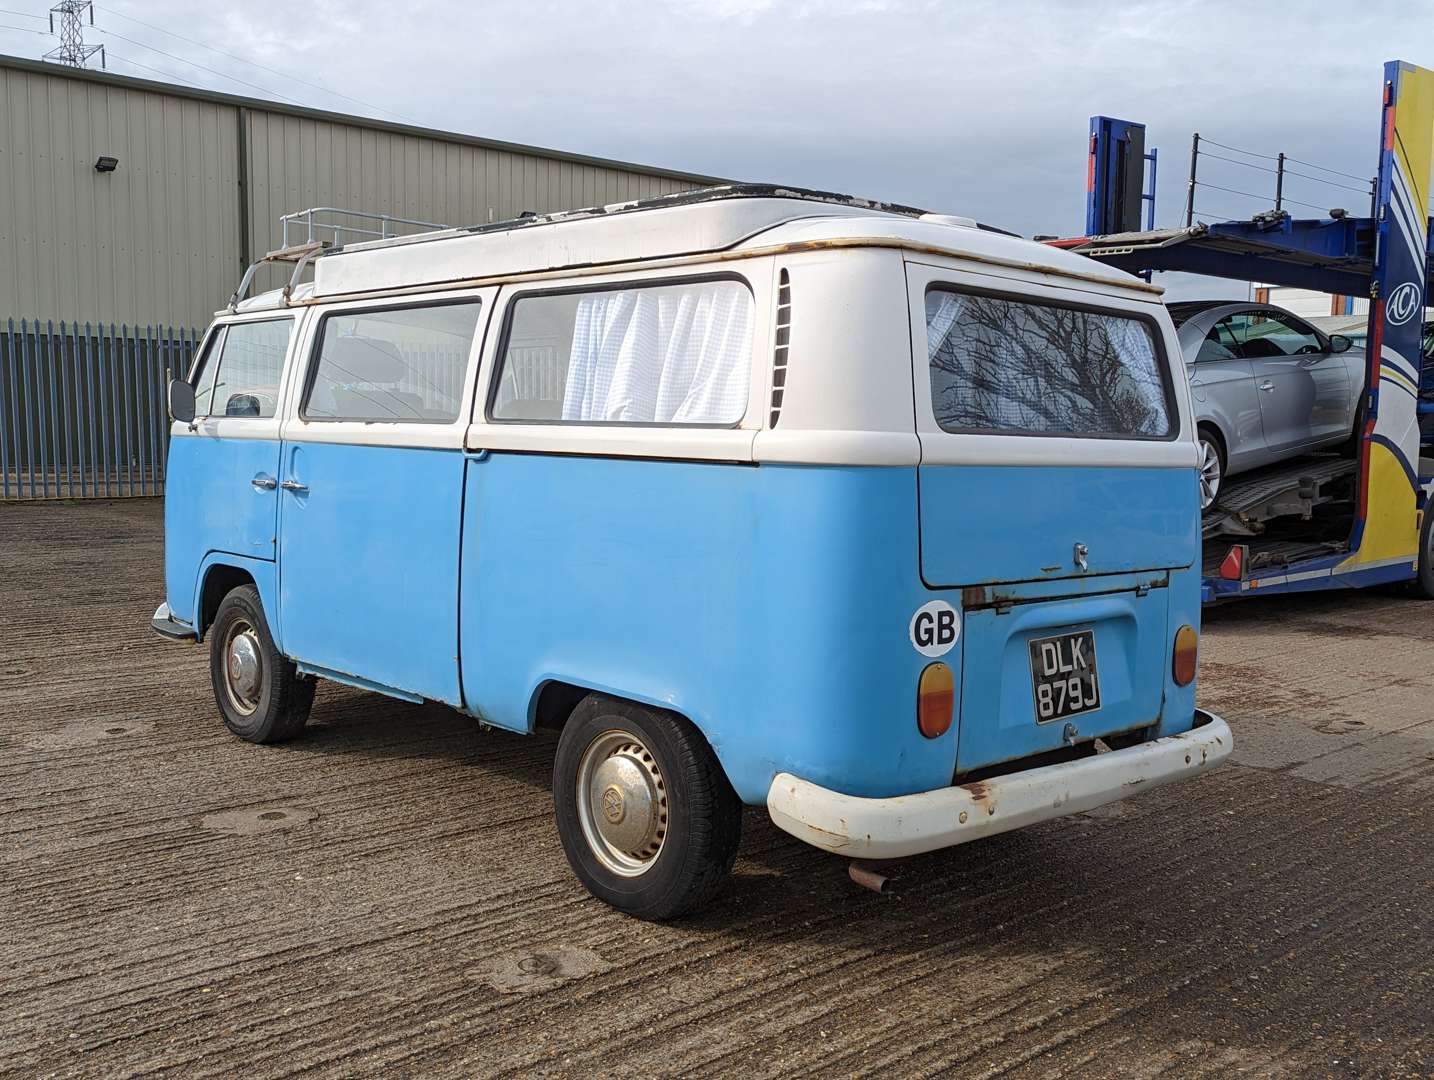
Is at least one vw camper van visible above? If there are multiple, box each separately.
[153,186,1230,919]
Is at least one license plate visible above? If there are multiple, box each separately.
[1028,630,1100,723]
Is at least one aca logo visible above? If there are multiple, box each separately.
[1386,281,1422,326]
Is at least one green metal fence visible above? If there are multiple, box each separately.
[1,320,201,500]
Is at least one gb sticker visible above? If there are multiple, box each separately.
[909,600,960,658]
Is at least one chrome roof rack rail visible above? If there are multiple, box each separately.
[280,207,449,248]
[226,206,451,312]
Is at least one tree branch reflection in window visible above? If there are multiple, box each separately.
[925,291,1171,437]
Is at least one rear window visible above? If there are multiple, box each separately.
[925,289,1174,438]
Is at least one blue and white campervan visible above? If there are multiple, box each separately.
[153,186,1231,919]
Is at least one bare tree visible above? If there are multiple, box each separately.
[927,293,1167,436]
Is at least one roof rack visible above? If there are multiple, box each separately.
[227,240,326,311]
[227,207,453,312]
[226,185,1020,312]
[279,207,449,248]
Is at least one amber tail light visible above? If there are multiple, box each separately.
[917,662,955,739]
[1172,625,1198,686]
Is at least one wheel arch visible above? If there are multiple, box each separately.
[527,677,747,799]
[193,553,280,644]
[1196,418,1228,462]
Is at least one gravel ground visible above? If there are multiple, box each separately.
[1,498,1431,1078]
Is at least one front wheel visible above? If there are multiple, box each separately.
[553,694,742,920]
[209,584,314,743]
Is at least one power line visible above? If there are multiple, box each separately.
[90,23,303,104]
[106,50,194,82]
[0,6,47,19]
[95,4,417,123]
[0,21,49,33]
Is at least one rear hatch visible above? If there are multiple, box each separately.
[910,262,1198,774]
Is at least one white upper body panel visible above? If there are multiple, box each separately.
[201,188,1186,467]
[312,195,878,299]
[300,188,1159,304]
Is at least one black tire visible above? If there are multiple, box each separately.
[209,584,314,743]
[1415,508,1434,600]
[553,694,742,920]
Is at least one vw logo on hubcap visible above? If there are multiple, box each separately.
[601,785,625,824]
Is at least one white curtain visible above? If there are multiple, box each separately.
[562,282,753,423]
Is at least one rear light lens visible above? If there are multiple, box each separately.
[1219,544,1245,581]
[1172,624,1198,686]
[917,662,955,739]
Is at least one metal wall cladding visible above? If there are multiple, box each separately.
[0,66,241,331]
[240,112,693,298]
[0,60,705,330]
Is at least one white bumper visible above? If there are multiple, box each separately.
[766,711,1232,859]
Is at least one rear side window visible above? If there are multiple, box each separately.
[304,301,483,423]
[192,319,293,419]
[925,289,1173,438]
[491,278,753,425]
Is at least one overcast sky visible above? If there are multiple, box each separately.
[3,0,1432,298]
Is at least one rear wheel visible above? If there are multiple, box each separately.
[209,585,314,743]
[553,694,742,920]
[1197,427,1225,510]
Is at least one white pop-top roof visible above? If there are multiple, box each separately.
[288,185,1156,302]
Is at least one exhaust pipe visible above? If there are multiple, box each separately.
[848,860,892,893]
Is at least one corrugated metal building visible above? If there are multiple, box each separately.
[0,53,720,330]
[0,53,720,500]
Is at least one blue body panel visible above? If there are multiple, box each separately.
[1159,563,1201,738]
[277,442,465,707]
[918,465,1198,586]
[164,433,282,625]
[922,464,1200,772]
[957,576,1171,771]
[164,440,1203,805]
[459,456,956,803]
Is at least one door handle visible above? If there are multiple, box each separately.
[1258,380,1275,393]
[280,479,309,494]
[250,474,277,491]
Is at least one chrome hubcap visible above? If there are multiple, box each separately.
[1198,439,1222,510]
[222,621,262,715]
[576,730,668,876]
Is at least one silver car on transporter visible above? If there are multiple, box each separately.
[1167,301,1363,508]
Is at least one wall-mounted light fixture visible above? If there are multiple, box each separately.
[94,155,119,173]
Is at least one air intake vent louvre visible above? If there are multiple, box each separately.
[770,268,791,427]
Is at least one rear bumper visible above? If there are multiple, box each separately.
[149,602,197,643]
[766,710,1232,859]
